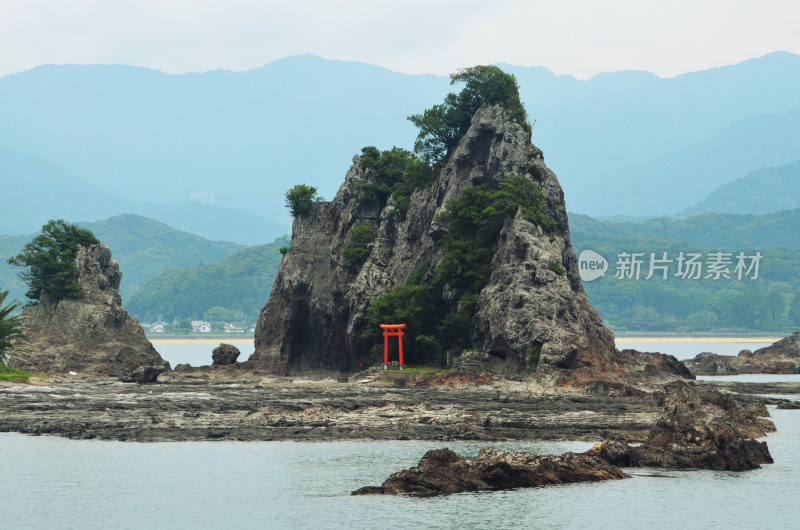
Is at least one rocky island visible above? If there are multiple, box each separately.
[1,67,792,491]
[10,236,169,383]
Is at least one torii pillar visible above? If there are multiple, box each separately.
[380,323,407,370]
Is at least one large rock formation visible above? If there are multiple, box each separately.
[352,447,628,496]
[684,332,800,375]
[252,106,618,376]
[13,243,169,382]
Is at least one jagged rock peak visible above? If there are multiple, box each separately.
[13,242,169,382]
[251,105,616,375]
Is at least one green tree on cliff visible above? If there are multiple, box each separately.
[7,219,100,302]
[408,65,529,167]
[285,184,323,218]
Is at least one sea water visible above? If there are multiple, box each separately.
[1,408,798,529]
[5,340,798,529]
[155,339,773,367]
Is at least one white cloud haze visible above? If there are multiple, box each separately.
[0,0,798,79]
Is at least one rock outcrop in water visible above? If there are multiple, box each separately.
[684,332,800,375]
[212,343,241,366]
[252,106,619,376]
[587,381,774,471]
[12,243,169,382]
[351,447,628,496]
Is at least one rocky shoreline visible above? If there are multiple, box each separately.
[1,374,793,444]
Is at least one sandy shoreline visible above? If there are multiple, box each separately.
[148,337,779,345]
[616,337,781,344]
[150,338,254,345]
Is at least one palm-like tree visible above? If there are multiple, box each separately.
[0,289,26,365]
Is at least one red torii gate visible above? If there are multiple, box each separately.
[380,323,407,370]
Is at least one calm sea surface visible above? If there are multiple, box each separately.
[2,409,799,529]
[4,339,799,529]
[156,339,774,367]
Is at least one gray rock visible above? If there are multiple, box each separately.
[250,106,612,376]
[684,332,800,375]
[752,331,800,360]
[12,243,169,381]
[212,343,241,365]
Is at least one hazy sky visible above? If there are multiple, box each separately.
[1,0,798,80]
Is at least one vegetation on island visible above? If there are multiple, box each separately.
[342,223,377,266]
[358,66,549,365]
[285,184,323,218]
[364,174,556,365]
[0,289,26,367]
[356,146,436,219]
[7,219,100,303]
[409,65,530,167]
[435,175,555,293]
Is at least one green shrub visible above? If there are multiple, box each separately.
[548,260,565,276]
[285,184,322,218]
[527,344,542,366]
[356,146,436,219]
[435,175,555,293]
[8,219,100,302]
[409,65,530,167]
[0,363,30,380]
[279,246,290,256]
[342,223,376,266]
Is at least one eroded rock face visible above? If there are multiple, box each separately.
[684,332,800,375]
[251,106,617,375]
[587,381,774,471]
[351,447,628,496]
[13,243,169,382]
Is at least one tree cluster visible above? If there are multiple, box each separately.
[356,146,436,219]
[408,65,529,167]
[285,184,323,218]
[8,219,100,303]
[364,175,555,365]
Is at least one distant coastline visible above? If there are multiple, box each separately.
[149,336,254,344]
[616,336,782,344]
[144,335,783,345]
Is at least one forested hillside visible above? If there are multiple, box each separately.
[682,159,800,216]
[124,237,288,324]
[571,211,800,331]
[0,215,244,304]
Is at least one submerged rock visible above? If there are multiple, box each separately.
[12,243,169,382]
[351,447,627,496]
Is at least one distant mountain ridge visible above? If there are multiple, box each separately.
[570,208,800,251]
[681,159,800,217]
[0,147,285,244]
[2,51,799,223]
